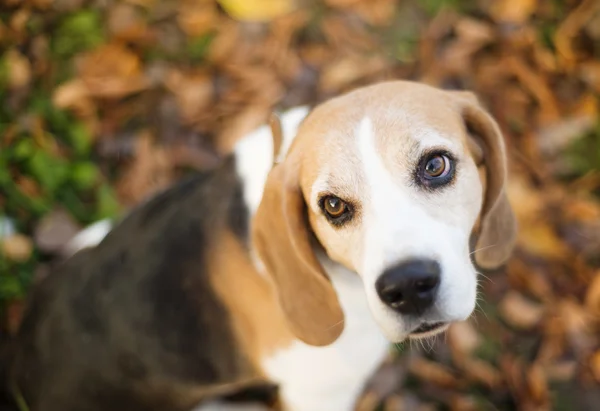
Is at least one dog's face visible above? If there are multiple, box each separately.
[253,81,516,346]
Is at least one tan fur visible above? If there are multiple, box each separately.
[449,91,517,269]
[252,157,345,347]
[208,230,295,364]
[269,112,284,166]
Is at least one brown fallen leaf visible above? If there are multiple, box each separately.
[319,55,388,93]
[165,69,214,126]
[516,221,570,260]
[591,350,600,383]
[6,48,31,89]
[108,3,152,43]
[459,357,503,389]
[177,0,219,37]
[490,0,537,24]
[554,0,600,70]
[1,233,33,262]
[77,43,149,99]
[449,394,478,411]
[354,391,380,411]
[52,79,96,118]
[447,320,481,358]
[559,299,597,355]
[408,357,461,389]
[499,291,545,330]
[216,104,272,155]
[543,360,577,382]
[580,61,600,93]
[526,363,549,406]
[585,271,600,319]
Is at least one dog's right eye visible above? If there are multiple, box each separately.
[320,195,353,226]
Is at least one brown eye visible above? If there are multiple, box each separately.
[424,154,450,179]
[324,196,346,218]
[320,195,353,226]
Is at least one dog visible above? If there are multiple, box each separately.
[3,80,517,411]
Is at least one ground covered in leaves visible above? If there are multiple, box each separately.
[1,0,600,410]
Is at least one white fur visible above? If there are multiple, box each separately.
[260,256,389,411]
[234,106,309,215]
[63,218,113,256]
[355,116,479,341]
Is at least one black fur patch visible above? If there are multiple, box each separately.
[7,156,261,411]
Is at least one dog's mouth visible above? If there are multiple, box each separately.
[408,322,448,339]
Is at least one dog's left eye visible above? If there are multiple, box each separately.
[424,154,451,179]
[416,152,455,188]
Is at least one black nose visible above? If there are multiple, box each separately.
[375,259,441,315]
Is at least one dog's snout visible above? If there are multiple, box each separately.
[375,259,441,315]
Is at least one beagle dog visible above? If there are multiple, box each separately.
[4,81,517,411]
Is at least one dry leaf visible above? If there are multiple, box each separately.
[460,357,503,389]
[320,55,387,92]
[108,3,151,42]
[585,271,600,319]
[591,350,600,383]
[543,360,576,382]
[6,48,31,89]
[354,391,380,411]
[177,1,219,37]
[77,43,148,98]
[449,395,478,411]
[53,79,96,117]
[499,291,545,329]
[559,300,596,354]
[447,320,481,357]
[408,357,461,388]
[555,0,600,70]
[516,221,569,260]
[217,104,272,155]
[1,233,33,262]
[165,70,214,125]
[580,61,600,93]
[490,0,537,24]
[526,363,549,406]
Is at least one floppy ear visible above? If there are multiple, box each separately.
[251,158,344,346]
[450,91,517,270]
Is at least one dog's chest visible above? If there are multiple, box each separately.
[260,267,390,411]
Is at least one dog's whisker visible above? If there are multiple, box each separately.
[469,243,499,256]
[477,270,495,285]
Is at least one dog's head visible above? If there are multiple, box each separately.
[252,81,517,346]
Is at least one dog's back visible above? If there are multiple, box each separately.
[5,156,267,411]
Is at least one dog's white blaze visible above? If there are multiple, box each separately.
[261,258,389,411]
[355,116,477,339]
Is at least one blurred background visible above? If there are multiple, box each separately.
[1,0,599,409]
